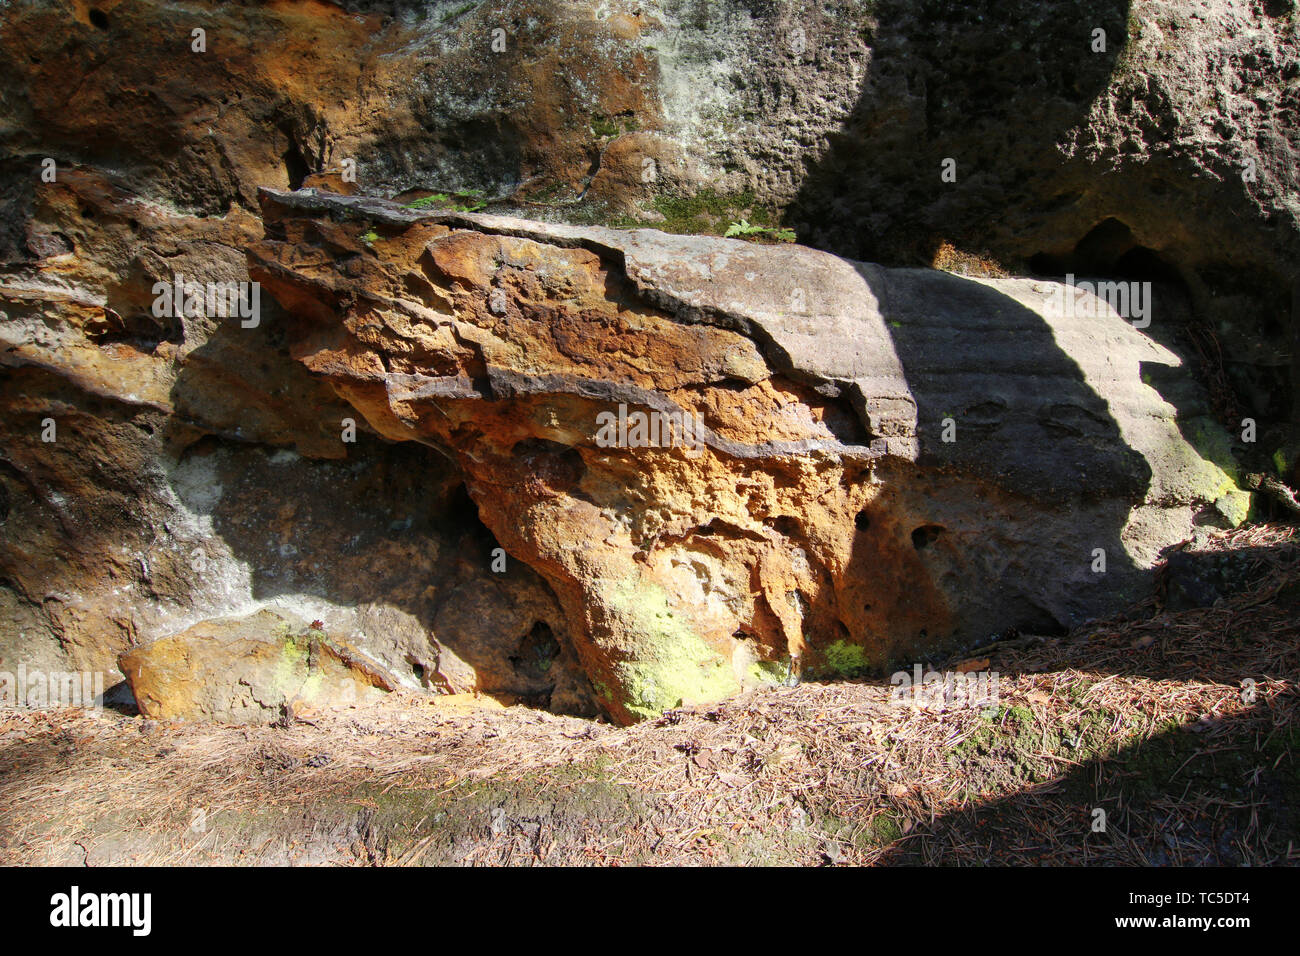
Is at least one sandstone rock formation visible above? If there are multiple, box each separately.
[0,159,596,713]
[118,609,393,723]
[0,0,1290,724]
[3,0,1293,427]
[247,187,1245,721]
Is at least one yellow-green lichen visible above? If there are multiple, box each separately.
[270,631,311,697]
[1274,448,1292,478]
[1214,488,1253,526]
[606,577,739,719]
[747,660,789,685]
[1161,416,1251,527]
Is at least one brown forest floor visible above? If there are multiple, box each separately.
[1,524,1298,866]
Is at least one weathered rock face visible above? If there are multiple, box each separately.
[118,609,393,724]
[0,0,660,214]
[0,167,597,716]
[3,0,1294,425]
[783,0,1300,431]
[248,187,1244,721]
[0,0,1287,723]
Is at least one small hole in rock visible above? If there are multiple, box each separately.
[89,8,109,29]
[515,621,559,676]
[911,525,944,550]
[771,515,801,537]
[854,510,871,531]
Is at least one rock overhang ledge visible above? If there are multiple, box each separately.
[247,186,1247,723]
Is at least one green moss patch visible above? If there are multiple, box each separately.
[810,639,873,679]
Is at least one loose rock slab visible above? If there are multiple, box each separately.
[118,610,394,724]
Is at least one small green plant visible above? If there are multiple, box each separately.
[403,189,488,213]
[360,230,379,245]
[598,190,787,239]
[441,2,477,23]
[724,219,764,237]
[820,640,871,678]
[404,193,449,209]
[590,113,640,139]
[591,116,621,138]
[724,219,796,243]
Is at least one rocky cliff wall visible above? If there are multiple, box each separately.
[0,0,1292,721]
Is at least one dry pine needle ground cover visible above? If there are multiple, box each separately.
[1,524,1296,866]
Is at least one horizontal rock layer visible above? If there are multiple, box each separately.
[2,0,1294,420]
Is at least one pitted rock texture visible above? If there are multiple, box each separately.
[249,187,1245,722]
[0,0,661,215]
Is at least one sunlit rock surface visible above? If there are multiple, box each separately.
[248,187,1245,721]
